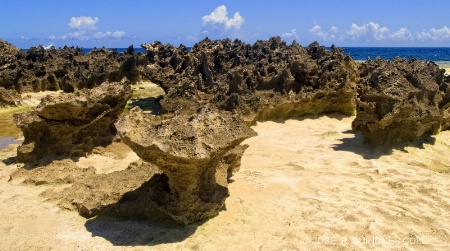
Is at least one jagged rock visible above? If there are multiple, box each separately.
[0,42,143,93]
[353,58,447,145]
[441,76,450,130]
[0,39,19,68]
[140,38,359,124]
[0,86,21,106]
[115,106,256,224]
[14,79,132,163]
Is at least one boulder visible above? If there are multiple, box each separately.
[116,106,256,224]
[14,79,132,163]
[353,58,446,145]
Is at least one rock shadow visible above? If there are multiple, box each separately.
[332,129,437,159]
[84,216,201,246]
[127,96,162,115]
[2,156,16,165]
[83,173,203,246]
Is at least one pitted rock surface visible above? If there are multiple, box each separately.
[353,58,447,145]
[116,106,256,224]
[14,79,132,163]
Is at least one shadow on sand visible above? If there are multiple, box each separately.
[84,216,202,246]
[331,129,436,159]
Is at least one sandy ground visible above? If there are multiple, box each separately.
[1,114,450,250]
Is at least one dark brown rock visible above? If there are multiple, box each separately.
[14,79,132,163]
[0,42,144,93]
[353,58,446,145]
[115,106,256,224]
[0,86,21,106]
[140,38,359,124]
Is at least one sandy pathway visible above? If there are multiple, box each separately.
[1,115,450,250]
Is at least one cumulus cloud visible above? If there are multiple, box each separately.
[93,31,126,39]
[309,24,338,40]
[416,26,450,41]
[202,5,244,30]
[68,16,99,30]
[281,29,299,40]
[347,22,389,40]
[390,28,413,40]
[49,16,125,41]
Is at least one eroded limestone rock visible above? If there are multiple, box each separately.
[0,86,21,106]
[116,106,256,224]
[14,79,132,163]
[0,42,142,92]
[353,58,447,145]
[140,38,359,124]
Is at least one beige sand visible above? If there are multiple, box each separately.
[1,114,450,250]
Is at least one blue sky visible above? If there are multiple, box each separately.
[1,0,450,48]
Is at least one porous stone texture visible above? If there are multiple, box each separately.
[140,38,360,123]
[0,86,21,106]
[14,79,132,163]
[441,75,450,131]
[0,42,141,93]
[116,106,256,224]
[353,58,447,145]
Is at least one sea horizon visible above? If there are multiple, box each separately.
[16,42,450,63]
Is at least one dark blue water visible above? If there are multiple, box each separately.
[82,48,147,54]
[80,47,450,62]
[341,47,450,62]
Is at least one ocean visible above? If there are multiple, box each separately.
[82,47,450,65]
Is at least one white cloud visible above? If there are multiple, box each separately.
[390,28,413,40]
[202,5,244,30]
[69,16,99,30]
[93,31,126,39]
[347,22,389,40]
[65,31,89,40]
[416,26,450,41]
[281,29,299,40]
[50,16,125,41]
[309,24,338,40]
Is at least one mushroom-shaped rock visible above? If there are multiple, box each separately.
[116,106,256,224]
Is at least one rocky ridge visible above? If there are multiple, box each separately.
[141,38,359,123]
[0,39,141,93]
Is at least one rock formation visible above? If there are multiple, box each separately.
[140,38,360,124]
[14,79,132,163]
[441,75,450,131]
[353,58,447,145]
[115,106,256,224]
[0,41,142,93]
[5,37,450,225]
[0,86,21,106]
